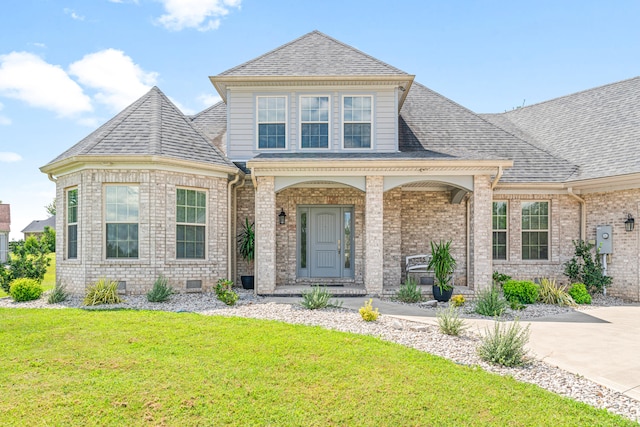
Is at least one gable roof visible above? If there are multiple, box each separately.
[21,216,56,234]
[190,101,227,143]
[399,83,578,183]
[0,204,10,232]
[42,87,237,173]
[481,76,640,182]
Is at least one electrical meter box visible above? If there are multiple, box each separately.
[596,225,613,254]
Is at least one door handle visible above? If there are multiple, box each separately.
[338,239,341,255]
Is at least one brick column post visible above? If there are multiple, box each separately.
[470,175,493,292]
[255,176,276,294]
[365,176,384,295]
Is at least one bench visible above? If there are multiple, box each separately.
[405,254,455,286]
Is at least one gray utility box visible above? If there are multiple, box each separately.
[596,225,613,254]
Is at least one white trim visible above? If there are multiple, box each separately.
[341,94,374,150]
[275,176,365,192]
[104,184,140,260]
[492,200,508,261]
[65,187,79,260]
[299,94,331,150]
[175,187,208,260]
[255,95,288,150]
[521,200,550,261]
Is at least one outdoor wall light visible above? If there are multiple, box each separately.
[278,208,287,225]
[624,213,635,232]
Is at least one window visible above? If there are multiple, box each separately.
[105,185,139,258]
[257,96,286,149]
[522,201,549,260]
[343,96,372,148]
[67,188,78,259]
[300,96,329,148]
[492,201,507,260]
[176,188,206,259]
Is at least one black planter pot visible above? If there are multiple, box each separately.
[240,275,254,290]
[432,285,454,302]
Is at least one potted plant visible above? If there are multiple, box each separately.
[237,218,255,289]
[427,239,457,302]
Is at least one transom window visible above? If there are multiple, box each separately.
[300,96,329,149]
[257,96,286,149]
[105,185,139,259]
[492,201,507,260]
[176,188,206,259]
[522,201,549,260]
[343,96,372,148]
[67,188,78,259]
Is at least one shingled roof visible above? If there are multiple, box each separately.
[481,76,640,182]
[43,87,237,172]
[399,83,578,183]
[21,216,56,234]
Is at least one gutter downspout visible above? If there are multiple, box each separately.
[227,173,241,279]
[249,167,258,294]
[47,173,57,183]
[567,187,586,241]
[490,166,503,190]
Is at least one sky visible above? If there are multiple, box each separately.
[1,0,639,240]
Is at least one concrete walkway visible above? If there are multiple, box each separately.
[264,296,640,401]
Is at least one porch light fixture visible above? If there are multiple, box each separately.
[278,208,287,225]
[624,213,635,232]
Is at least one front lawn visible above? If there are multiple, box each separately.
[0,309,634,426]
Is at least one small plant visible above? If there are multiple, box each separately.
[478,319,531,367]
[427,240,457,291]
[84,278,122,306]
[474,285,507,317]
[9,278,43,302]
[492,271,512,287]
[47,281,69,304]
[215,278,238,306]
[568,283,592,305]
[537,278,577,307]
[436,305,468,336]
[147,275,174,303]
[509,299,526,311]
[450,294,465,307]
[502,280,539,305]
[564,240,612,294]
[395,277,422,303]
[301,285,342,310]
[359,299,379,322]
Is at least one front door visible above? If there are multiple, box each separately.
[298,206,353,278]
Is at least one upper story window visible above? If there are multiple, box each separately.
[105,185,139,259]
[492,201,507,260]
[257,96,286,149]
[67,188,78,259]
[176,188,206,259]
[522,201,549,260]
[343,96,372,148]
[300,96,329,149]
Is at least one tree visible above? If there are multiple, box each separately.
[41,226,56,253]
[45,198,56,216]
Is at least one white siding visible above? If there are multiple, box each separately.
[226,86,399,160]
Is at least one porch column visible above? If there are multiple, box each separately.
[364,176,384,295]
[469,175,493,291]
[255,176,276,294]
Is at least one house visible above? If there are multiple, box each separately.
[21,215,56,240]
[0,204,9,263]
[40,31,640,301]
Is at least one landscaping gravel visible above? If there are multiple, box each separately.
[1,291,638,422]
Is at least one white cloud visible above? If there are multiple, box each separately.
[156,0,241,31]
[0,152,22,162]
[31,42,46,48]
[69,49,158,112]
[0,52,92,117]
[198,93,222,106]
[64,8,85,21]
[169,97,196,115]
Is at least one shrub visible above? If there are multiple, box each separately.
[502,280,539,305]
[301,285,342,310]
[568,283,592,305]
[47,281,69,304]
[84,278,122,306]
[9,278,43,302]
[564,240,612,294]
[147,275,174,303]
[359,299,379,322]
[436,305,468,336]
[477,319,530,367]
[0,237,51,293]
[474,285,507,317]
[395,277,422,303]
[450,294,465,307]
[537,278,576,307]
[492,271,512,287]
[215,278,238,306]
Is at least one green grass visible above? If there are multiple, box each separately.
[0,253,55,298]
[0,309,635,426]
